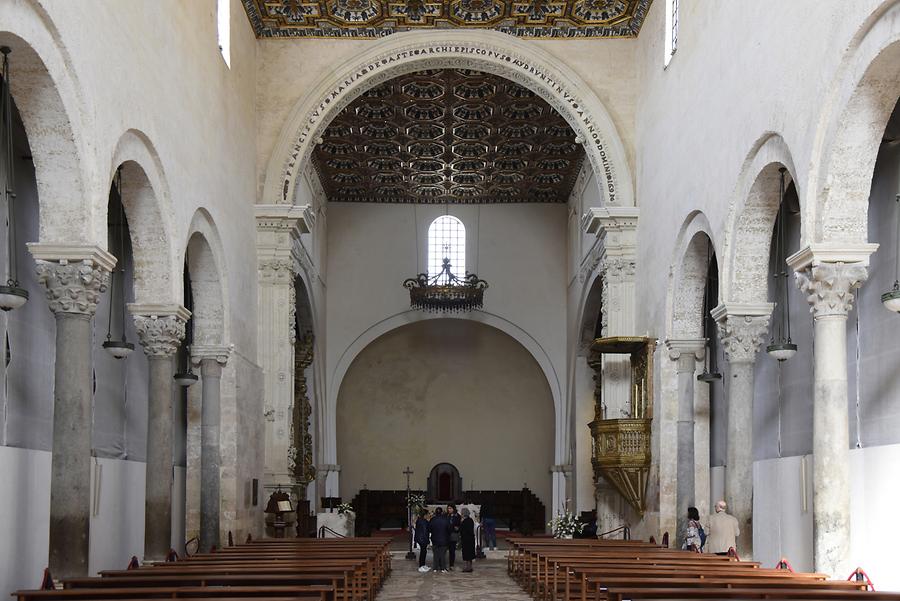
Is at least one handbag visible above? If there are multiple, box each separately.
[450,532,460,543]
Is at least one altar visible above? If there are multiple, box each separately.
[317,511,355,537]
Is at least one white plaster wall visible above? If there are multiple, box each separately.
[752,455,814,573]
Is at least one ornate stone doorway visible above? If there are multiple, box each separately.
[428,463,462,503]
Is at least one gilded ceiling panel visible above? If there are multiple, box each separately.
[241,0,651,38]
[311,69,585,204]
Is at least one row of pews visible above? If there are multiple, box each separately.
[14,538,391,601]
[507,537,900,601]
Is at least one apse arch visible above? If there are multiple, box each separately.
[0,2,93,246]
[326,310,564,464]
[720,133,799,305]
[110,129,177,305]
[807,0,900,244]
[335,317,556,511]
[262,29,633,209]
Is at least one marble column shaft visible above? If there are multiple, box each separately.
[195,351,228,552]
[667,340,704,547]
[34,257,111,580]
[795,262,868,577]
[133,312,187,561]
[713,309,770,560]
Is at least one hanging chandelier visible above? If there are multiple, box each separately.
[102,167,134,359]
[0,46,28,312]
[173,257,198,386]
[403,257,488,313]
[766,167,798,362]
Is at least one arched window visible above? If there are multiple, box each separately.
[664,0,678,67]
[428,215,465,279]
[217,0,231,68]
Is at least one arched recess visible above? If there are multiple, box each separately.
[669,212,718,339]
[110,130,177,306]
[721,134,799,304]
[327,310,563,465]
[578,272,605,349]
[808,0,900,243]
[0,3,93,245]
[336,318,555,515]
[262,29,633,209]
[184,211,228,346]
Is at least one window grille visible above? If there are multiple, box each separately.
[427,216,466,281]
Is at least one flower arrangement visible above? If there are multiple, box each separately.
[407,493,426,514]
[548,501,584,539]
[336,502,354,515]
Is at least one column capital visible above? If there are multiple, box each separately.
[794,262,869,319]
[29,244,116,316]
[129,304,190,357]
[255,204,310,235]
[711,303,773,364]
[191,344,233,367]
[666,338,706,372]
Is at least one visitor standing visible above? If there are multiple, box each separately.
[447,504,461,570]
[459,507,476,572]
[707,500,740,555]
[481,504,497,550]
[414,509,431,572]
[429,507,451,572]
[681,506,704,552]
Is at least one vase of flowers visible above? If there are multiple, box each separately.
[548,501,584,539]
[336,502,354,516]
[407,493,426,515]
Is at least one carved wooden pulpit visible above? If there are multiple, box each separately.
[588,336,656,515]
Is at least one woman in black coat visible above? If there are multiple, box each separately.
[459,507,476,572]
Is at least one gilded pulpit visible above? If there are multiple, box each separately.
[588,336,655,515]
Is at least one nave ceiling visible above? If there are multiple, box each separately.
[310,69,586,204]
[241,0,651,38]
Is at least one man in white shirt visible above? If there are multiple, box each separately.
[706,500,740,555]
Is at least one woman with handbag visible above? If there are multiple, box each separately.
[447,504,461,570]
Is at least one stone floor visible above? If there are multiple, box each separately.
[376,552,532,601]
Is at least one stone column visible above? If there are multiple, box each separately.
[191,345,231,552]
[131,305,189,561]
[666,339,705,547]
[711,303,772,560]
[789,245,875,577]
[29,245,115,579]
[256,205,308,500]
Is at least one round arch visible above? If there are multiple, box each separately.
[184,209,228,346]
[720,133,799,304]
[0,1,93,246]
[325,309,564,464]
[807,0,900,244]
[262,29,633,209]
[668,211,718,339]
[110,129,177,305]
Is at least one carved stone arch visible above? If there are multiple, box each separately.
[808,1,900,243]
[110,130,177,305]
[0,2,94,245]
[720,134,799,304]
[184,210,228,347]
[261,30,633,210]
[578,272,605,351]
[668,212,718,339]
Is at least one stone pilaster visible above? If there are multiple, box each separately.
[256,205,310,500]
[130,304,190,561]
[665,339,705,548]
[788,243,876,577]
[191,345,231,552]
[582,207,638,528]
[711,302,772,560]
[29,244,115,580]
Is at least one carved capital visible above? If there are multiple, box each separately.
[191,343,233,367]
[132,314,187,357]
[665,338,706,371]
[259,258,296,284]
[713,309,770,364]
[34,259,111,316]
[602,256,636,282]
[794,262,868,319]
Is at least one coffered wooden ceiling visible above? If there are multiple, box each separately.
[241,1,651,38]
[310,69,585,204]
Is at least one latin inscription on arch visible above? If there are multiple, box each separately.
[280,42,621,206]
